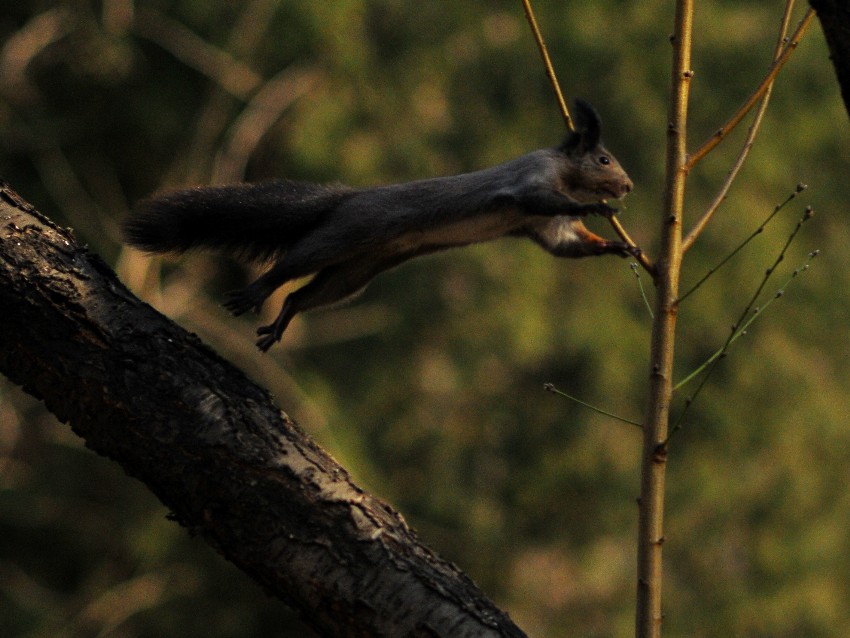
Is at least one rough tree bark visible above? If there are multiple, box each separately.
[0,182,526,638]
[811,0,850,118]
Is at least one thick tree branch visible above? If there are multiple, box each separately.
[635,2,692,636]
[0,182,526,638]
[810,0,850,119]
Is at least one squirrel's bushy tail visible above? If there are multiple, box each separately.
[123,179,356,262]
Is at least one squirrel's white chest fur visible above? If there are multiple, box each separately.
[531,216,581,249]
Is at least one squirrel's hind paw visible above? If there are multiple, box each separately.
[224,287,265,316]
[254,302,295,351]
[255,329,280,352]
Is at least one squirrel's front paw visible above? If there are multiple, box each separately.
[606,240,633,258]
[614,243,646,260]
[592,202,619,218]
[625,244,644,259]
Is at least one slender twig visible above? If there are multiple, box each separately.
[685,8,815,171]
[520,0,572,131]
[674,250,818,392]
[682,0,798,252]
[544,383,642,428]
[519,0,650,272]
[678,183,806,303]
[611,215,655,275]
[666,208,815,443]
[631,263,655,319]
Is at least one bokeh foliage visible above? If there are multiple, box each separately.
[1,1,848,636]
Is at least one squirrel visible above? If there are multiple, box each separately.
[124,99,636,351]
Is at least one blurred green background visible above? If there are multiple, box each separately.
[1,1,848,636]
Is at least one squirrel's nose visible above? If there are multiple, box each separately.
[622,178,634,195]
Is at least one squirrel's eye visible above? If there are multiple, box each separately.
[598,155,611,165]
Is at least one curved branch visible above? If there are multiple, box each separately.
[211,65,321,184]
[0,183,526,638]
[685,9,815,171]
[682,0,798,253]
[132,8,262,100]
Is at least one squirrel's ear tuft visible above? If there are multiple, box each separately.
[561,98,602,154]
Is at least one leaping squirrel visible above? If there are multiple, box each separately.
[124,99,636,351]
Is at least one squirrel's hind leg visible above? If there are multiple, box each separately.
[224,236,361,317]
[253,263,370,351]
[223,254,314,316]
[254,250,419,351]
